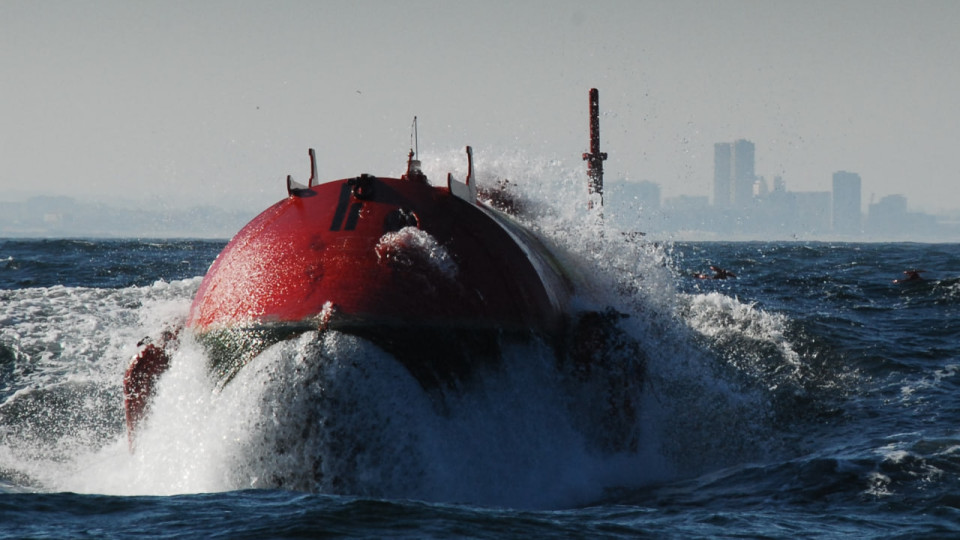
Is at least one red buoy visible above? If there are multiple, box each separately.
[122,91,644,453]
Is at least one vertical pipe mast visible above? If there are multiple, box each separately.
[582,88,607,207]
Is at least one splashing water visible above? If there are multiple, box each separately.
[0,153,845,509]
[374,226,458,280]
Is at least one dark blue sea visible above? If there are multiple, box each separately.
[2,237,959,538]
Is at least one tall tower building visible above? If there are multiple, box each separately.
[713,143,732,208]
[731,139,755,208]
[713,139,756,209]
[832,171,862,235]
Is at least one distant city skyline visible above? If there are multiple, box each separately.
[3,132,957,241]
[1,172,956,241]
[605,137,960,241]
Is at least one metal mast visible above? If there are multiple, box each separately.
[582,88,607,207]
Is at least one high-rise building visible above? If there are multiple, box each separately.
[867,194,907,237]
[731,139,755,209]
[832,171,862,235]
[714,139,756,209]
[633,180,661,211]
[713,143,732,208]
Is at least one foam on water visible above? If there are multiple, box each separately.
[374,226,459,280]
[0,153,835,508]
[0,278,196,487]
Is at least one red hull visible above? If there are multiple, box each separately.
[187,175,572,338]
[121,91,645,452]
[124,150,584,443]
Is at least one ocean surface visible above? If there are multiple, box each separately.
[2,236,959,539]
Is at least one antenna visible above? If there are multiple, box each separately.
[404,116,426,182]
[410,116,419,159]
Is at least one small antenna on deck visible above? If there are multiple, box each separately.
[410,116,419,159]
[404,116,426,182]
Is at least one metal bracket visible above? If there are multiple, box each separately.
[447,146,476,204]
[287,148,318,197]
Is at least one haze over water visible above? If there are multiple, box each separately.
[3,0,960,236]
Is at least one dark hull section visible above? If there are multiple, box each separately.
[195,317,542,393]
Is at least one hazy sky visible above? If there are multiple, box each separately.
[3,0,959,214]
